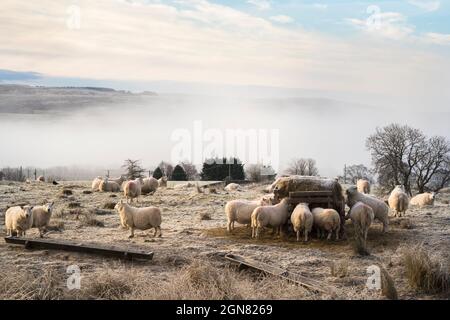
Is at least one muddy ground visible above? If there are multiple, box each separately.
[0,180,449,300]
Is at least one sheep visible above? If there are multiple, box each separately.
[312,208,341,240]
[345,201,374,246]
[123,178,142,203]
[346,186,389,232]
[92,176,103,191]
[158,176,168,188]
[410,192,435,208]
[5,205,34,237]
[31,202,54,237]
[141,177,159,195]
[37,176,45,182]
[290,203,313,242]
[99,178,121,193]
[388,185,409,217]
[108,175,126,186]
[357,179,371,194]
[225,197,272,232]
[225,183,241,192]
[114,200,162,238]
[251,198,290,239]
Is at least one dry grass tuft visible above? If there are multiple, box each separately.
[401,246,450,295]
[80,213,105,227]
[103,202,116,210]
[68,202,81,209]
[82,190,92,195]
[331,260,349,278]
[0,266,67,300]
[199,211,211,221]
[380,267,398,300]
[80,269,133,300]
[46,219,65,232]
[61,189,73,196]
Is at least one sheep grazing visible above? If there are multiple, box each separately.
[123,178,142,203]
[225,183,241,192]
[410,192,436,208]
[5,205,34,237]
[225,197,272,232]
[291,203,313,242]
[388,185,409,217]
[251,198,290,239]
[346,202,374,246]
[158,176,168,188]
[37,176,45,182]
[312,208,341,240]
[99,179,121,193]
[357,179,371,194]
[114,200,162,238]
[31,202,54,237]
[346,186,389,232]
[141,177,159,195]
[91,176,103,191]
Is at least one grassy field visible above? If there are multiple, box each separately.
[0,180,449,300]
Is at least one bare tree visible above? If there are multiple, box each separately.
[346,164,373,184]
[366,124,426,194]
[285,158,319,176]
[158,161,174,179]
[181,161,199,181]
[122,159,145,180]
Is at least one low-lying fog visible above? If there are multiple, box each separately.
[0,92,449,178]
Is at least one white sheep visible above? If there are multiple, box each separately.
[37,176,45,182]
[345,201,374,246]
[114,200,162,238]
[225,197,271,232]
[158,176,168,188]
[99,179,121,193]
[225,183,241,192]
[410,192,435,207]
[141,177,159,194]
[5,205,34,237]
[312,207,341,240]
[388,185,409,217]
[251,198,290,239]
[91,176,103,191]
[108,175,126,186]
[31,202,54,237]
[123,178,142,203]
[291,203,313,242]
[357,179,370,194]
[346,186,389,233]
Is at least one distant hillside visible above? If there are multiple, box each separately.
[0,84,157,114]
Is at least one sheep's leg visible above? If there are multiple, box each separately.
[335,228,340,241]
[227,221,232,233]
[256,227,260,239]
[157,227,162,238]
[129,228,135,238]
[232,221,235,231]
[327,230,332,240]
[304,230,308,242]
[153,227,158,237]
[382,220,389,233]
[296,230,300,242]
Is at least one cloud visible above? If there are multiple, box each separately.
[423,32,450,45]
[0,0,449,111]
[269,15,294,24]
[408,0,440,12]
[247,0,271,11]
[346,11,414,40]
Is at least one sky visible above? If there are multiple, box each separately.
[0,0,449,176]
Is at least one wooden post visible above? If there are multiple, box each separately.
[34,168,37,181]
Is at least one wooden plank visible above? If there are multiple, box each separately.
[289,197,333,204]
[289,191,333,197]
[4,237,153,261]
[224,254,334,294]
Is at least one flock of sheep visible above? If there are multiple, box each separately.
[3,175,437,245]
[225,178,436,247]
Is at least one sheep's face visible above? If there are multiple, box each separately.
[430,193,436,200]
[44,202,54,213]
[22,206,33,219]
